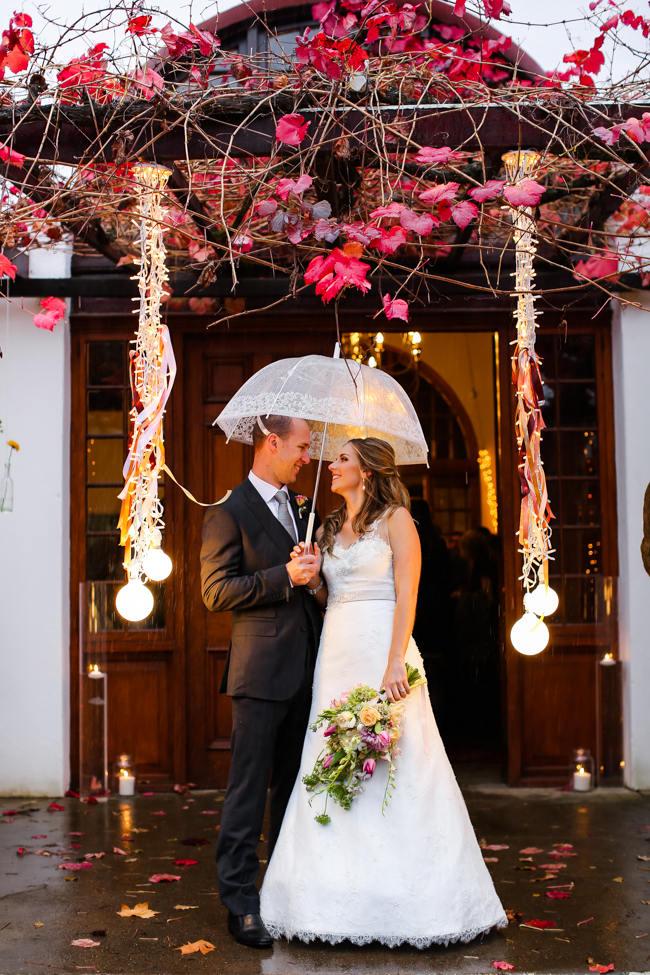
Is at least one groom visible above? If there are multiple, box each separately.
[200,414,323,949]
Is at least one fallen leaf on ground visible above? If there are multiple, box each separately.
[34,850,52,856]
[547,890,571,899]
[577,917,594,926]
[201,810,219,815]
[47,802,65,812]
[174,905,199,910]
[641,900,650,905]
[31,834,47,839]
[84,852,105,860]
[521,919,558,929]
[70,938,100,947]
[174,859,198,866]
[638,855,650,861]
[149,873,181,883]
[588,965,614,973]
[113,847,127,855]
[505,909,523,924]
[492,962,514,971]
[483,844,509,851]
[175,940,215,955]
[484,857,499,862]
[33,922,44,928]
[553,843,574,851]
[540,862,567,869]
[58,862,93,870]
[520,847,544,855]
[612,877,623,883]
[117,902,160,919]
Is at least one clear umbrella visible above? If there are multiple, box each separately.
[214,345,428,546]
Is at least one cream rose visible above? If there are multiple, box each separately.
[334,710,356,730]
[359,704,381,727]
[389,701,406,725]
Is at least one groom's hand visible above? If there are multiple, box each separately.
[286,550,320,587]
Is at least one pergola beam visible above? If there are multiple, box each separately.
[2,101,648,163]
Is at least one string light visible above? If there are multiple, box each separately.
[503,149,556,653]
[116,164,175,621]
[477,449,498,534]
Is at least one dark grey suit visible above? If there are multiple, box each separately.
[200,478,322,915]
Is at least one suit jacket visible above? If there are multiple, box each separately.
[200,478,323,701]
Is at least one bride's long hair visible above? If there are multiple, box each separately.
[319,437,411,555]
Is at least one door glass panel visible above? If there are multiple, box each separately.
[87,487,121,531]
[87,437,124,483]
[88,341,125,386]
[88,389,123,435]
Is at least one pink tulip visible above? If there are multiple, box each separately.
[324,724,337,737]
[378,730,391,748]
[363,758,376,775]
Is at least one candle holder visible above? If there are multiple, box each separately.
[114,754,137,797]
[79,582,109,797]
[571,747,594,792]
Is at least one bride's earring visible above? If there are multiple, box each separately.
[362,478,366,492]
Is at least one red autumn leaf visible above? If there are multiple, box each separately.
[546,889,571,898]
[451,200,478,229]
[304,247,371,303]
[34,296,66,331]
[370,202,405,220]
[0,142,25,167]
[400,209,436,236]
[58,862,93,870]
[522,919,557,929]
[130,67,164,100]
[188,23,220,56]
[0,254,17,280]
[469,179,505,203]
[149,873,181,882]
[71,938,101,948]
[47,801,65,812]
[276,174,312,201]
[415,146,454,165]
[255,198,278,217]
[275,113,310,146]
[454,0,466,15]
[589,966,614,974]
[593,125,620,145]
[373,226,407,254]
[492,964,514,972]
[573,251,619,280]
[127,15,155,35]
[419,181,459,206]
[174,858,199,866]
[519,846,544,854]
[503,180,546,207]
[383,293,409,322]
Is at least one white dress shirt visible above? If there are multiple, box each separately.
[248,470,299,540]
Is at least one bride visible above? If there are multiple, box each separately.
[260,437,507,948]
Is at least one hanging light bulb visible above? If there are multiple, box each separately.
[510,612,549,655]
[375,332,384,349]
[367,355,378,368]
[116,578,154,622]
[142,541,173,582]
[524,582,559,617]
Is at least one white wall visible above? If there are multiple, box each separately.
[612,292,650,791]
[0,295,70,796]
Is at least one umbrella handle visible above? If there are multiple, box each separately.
[304,511,317,551]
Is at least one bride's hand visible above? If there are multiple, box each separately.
[381,657,410,702]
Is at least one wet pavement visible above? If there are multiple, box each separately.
[1,785,650,975]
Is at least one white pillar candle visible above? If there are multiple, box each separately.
[118,771,135,796]
[572,767,592,791]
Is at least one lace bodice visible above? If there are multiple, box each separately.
[322,517,396,605]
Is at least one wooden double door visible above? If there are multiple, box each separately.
[71,310,621,789]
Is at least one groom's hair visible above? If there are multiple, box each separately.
[252,414,295,451]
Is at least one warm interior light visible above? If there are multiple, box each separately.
[116,578,154,622]
[510,612,549,655]
[367,355,377,368]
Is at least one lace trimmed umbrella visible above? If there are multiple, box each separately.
[214,346,428,547]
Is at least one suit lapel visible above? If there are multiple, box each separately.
[240,478,296,555]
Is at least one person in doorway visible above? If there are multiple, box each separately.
[200,414,323,949]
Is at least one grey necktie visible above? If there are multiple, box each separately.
[274,490,297,543]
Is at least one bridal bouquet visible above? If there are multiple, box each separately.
[303,663,426,825]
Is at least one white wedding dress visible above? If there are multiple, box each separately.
[260,516,507,948]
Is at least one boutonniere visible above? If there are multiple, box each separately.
[295,494,310,519]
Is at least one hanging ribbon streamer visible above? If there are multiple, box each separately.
[503,150,554,597]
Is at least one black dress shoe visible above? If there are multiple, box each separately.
[227,911,273,948]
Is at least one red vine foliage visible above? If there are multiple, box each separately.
[0,0,649,327]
